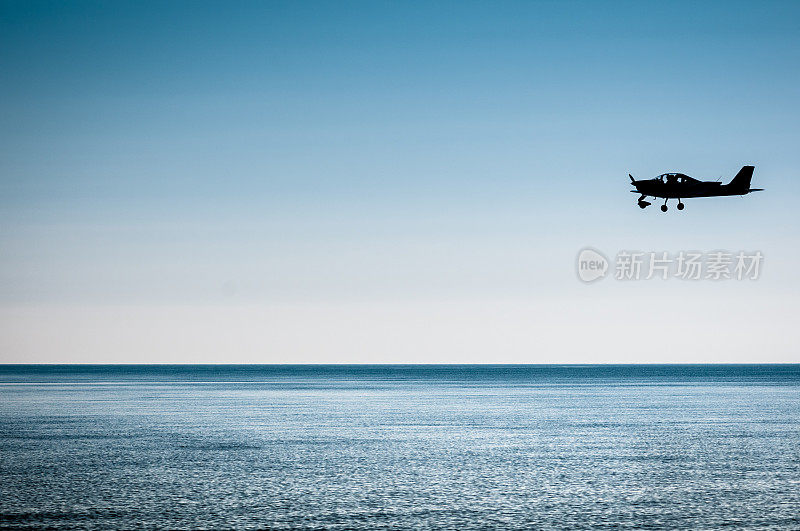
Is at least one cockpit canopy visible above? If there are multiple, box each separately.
[657,172,697,184]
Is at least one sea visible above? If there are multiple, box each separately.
[1,364,798,530]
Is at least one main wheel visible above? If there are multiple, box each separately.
[677,202,685,210]
[661,204,668,212]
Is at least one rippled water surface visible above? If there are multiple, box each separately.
[1,365,799,529]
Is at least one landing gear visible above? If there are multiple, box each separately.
[637,196,684,212]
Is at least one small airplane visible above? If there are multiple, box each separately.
[630,165,763,211]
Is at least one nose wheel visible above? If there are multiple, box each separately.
[677,202,685,210]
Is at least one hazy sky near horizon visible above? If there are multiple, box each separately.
[1,1,799,363]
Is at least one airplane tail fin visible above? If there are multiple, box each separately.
[728,165,754,193]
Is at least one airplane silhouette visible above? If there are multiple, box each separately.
[630,165,763,211]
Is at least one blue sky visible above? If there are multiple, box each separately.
[1,1,799,362]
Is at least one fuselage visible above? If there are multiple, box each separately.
[633,180,739,198]
[632,172,754,199]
